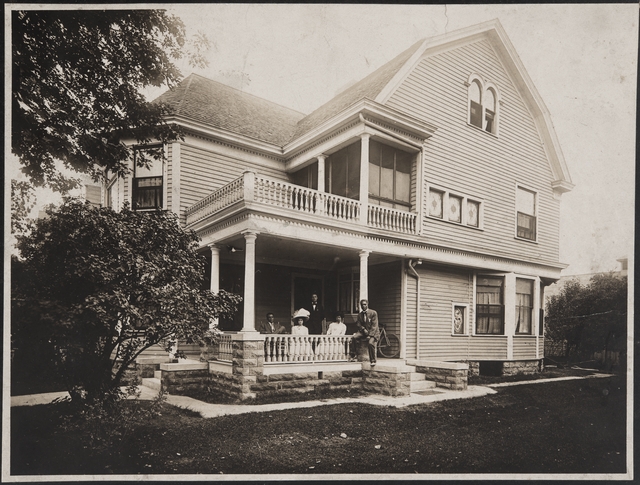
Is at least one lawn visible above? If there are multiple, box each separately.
[11,372,627,477]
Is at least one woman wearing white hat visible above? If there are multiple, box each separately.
[291,308,310,335]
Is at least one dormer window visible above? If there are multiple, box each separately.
[467,75,499,135]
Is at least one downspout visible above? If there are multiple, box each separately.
[407,259,422,360]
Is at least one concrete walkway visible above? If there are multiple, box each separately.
[10,385,498,416]
[11,373,612,418]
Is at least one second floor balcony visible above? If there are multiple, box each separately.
[185,171,418,236]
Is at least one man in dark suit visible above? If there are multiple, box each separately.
[307,293,325,335]
[353,299,380,365]
[258,313,286,334]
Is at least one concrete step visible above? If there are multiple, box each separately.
[141,377,162,391]
[410,379,437,392]
[410,372,426,381]
[154,370,162,379]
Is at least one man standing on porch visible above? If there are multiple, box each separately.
[355,299,380,365]
[307,293,325,335]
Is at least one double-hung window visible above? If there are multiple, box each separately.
[368,140,412,210]
[475,276,504,334]
[515,278,534,334]
[132,147,164,210]
[516,186,537,241]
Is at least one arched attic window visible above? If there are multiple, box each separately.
[467,75,500,135]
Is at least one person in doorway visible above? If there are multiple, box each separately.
[258,312,287,334]
[351,299,380,365]
[307,293,325,335]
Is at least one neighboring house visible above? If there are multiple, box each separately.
[104,20,573,378]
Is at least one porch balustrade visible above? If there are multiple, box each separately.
[264,335,352,364]
[368,205,417,234]
[186,172,416,235]
[210,333,234,362]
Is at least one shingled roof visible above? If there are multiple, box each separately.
[153,74,306,146]
[154,39,425,148]
[290,38,425,141]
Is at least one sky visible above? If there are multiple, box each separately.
[7,4,638,277]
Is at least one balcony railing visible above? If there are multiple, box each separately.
[264,335,352,364]
[368,205,417,234]
[186,172,416,235]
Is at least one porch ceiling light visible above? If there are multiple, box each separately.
[227,245,243,253]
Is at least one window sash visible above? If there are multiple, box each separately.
[475,304,504,334]
[517,212,536,240]
[133,176,163,210]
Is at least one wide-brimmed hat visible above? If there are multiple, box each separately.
[291,308,310,322]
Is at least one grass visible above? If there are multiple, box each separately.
[10,372,627,476]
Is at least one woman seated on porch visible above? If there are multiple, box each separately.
[325,312,347,336]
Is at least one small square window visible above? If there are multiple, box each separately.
[467,200,480,227]
[449,196,462,223]
[428,189,444,218]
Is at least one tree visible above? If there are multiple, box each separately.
[10,179,36,236]
[12,199,241,404]
[12,9,208,192]
[545,273,627,366]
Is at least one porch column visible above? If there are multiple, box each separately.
[317,155,326,192]
[209,245,220,330]
[504,272,517,360]
[241,231,259,333]
[359,250,370,302]
[359,133,371,224]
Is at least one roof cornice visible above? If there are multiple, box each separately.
[283,99,437,158]
[165,115,285,158]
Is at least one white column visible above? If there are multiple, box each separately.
[209,245,220,330]
[242,231,258,333]
[209,245,220,293]
[359,133,370,224]
[533,276,541,358]
[359,250,370,302]
[504,272,517,360]
[317,155,326,192]
[170,142,181,217]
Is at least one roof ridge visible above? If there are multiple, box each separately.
[176,74,196,114]
[189,73,307,116]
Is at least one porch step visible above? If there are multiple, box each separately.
[410,372,426,381]
[141,377,162,391]
[410,379,437,392]
[154,370,162,379]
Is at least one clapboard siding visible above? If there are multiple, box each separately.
[466,337,508,360]
[513,336,538,360]
[386,39,560,265]
[179,143,289,219]
[166,144,173,213]
[418,264,474,360]
[369,262,402,341]
[404,273,418,359]
[413,264,514,361]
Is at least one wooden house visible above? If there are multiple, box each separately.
[105,19,573,387]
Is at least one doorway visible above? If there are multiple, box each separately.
[292,274,324,314]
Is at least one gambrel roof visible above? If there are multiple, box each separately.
[155,19,572,189]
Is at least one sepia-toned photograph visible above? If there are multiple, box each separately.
[4,3,635,481]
